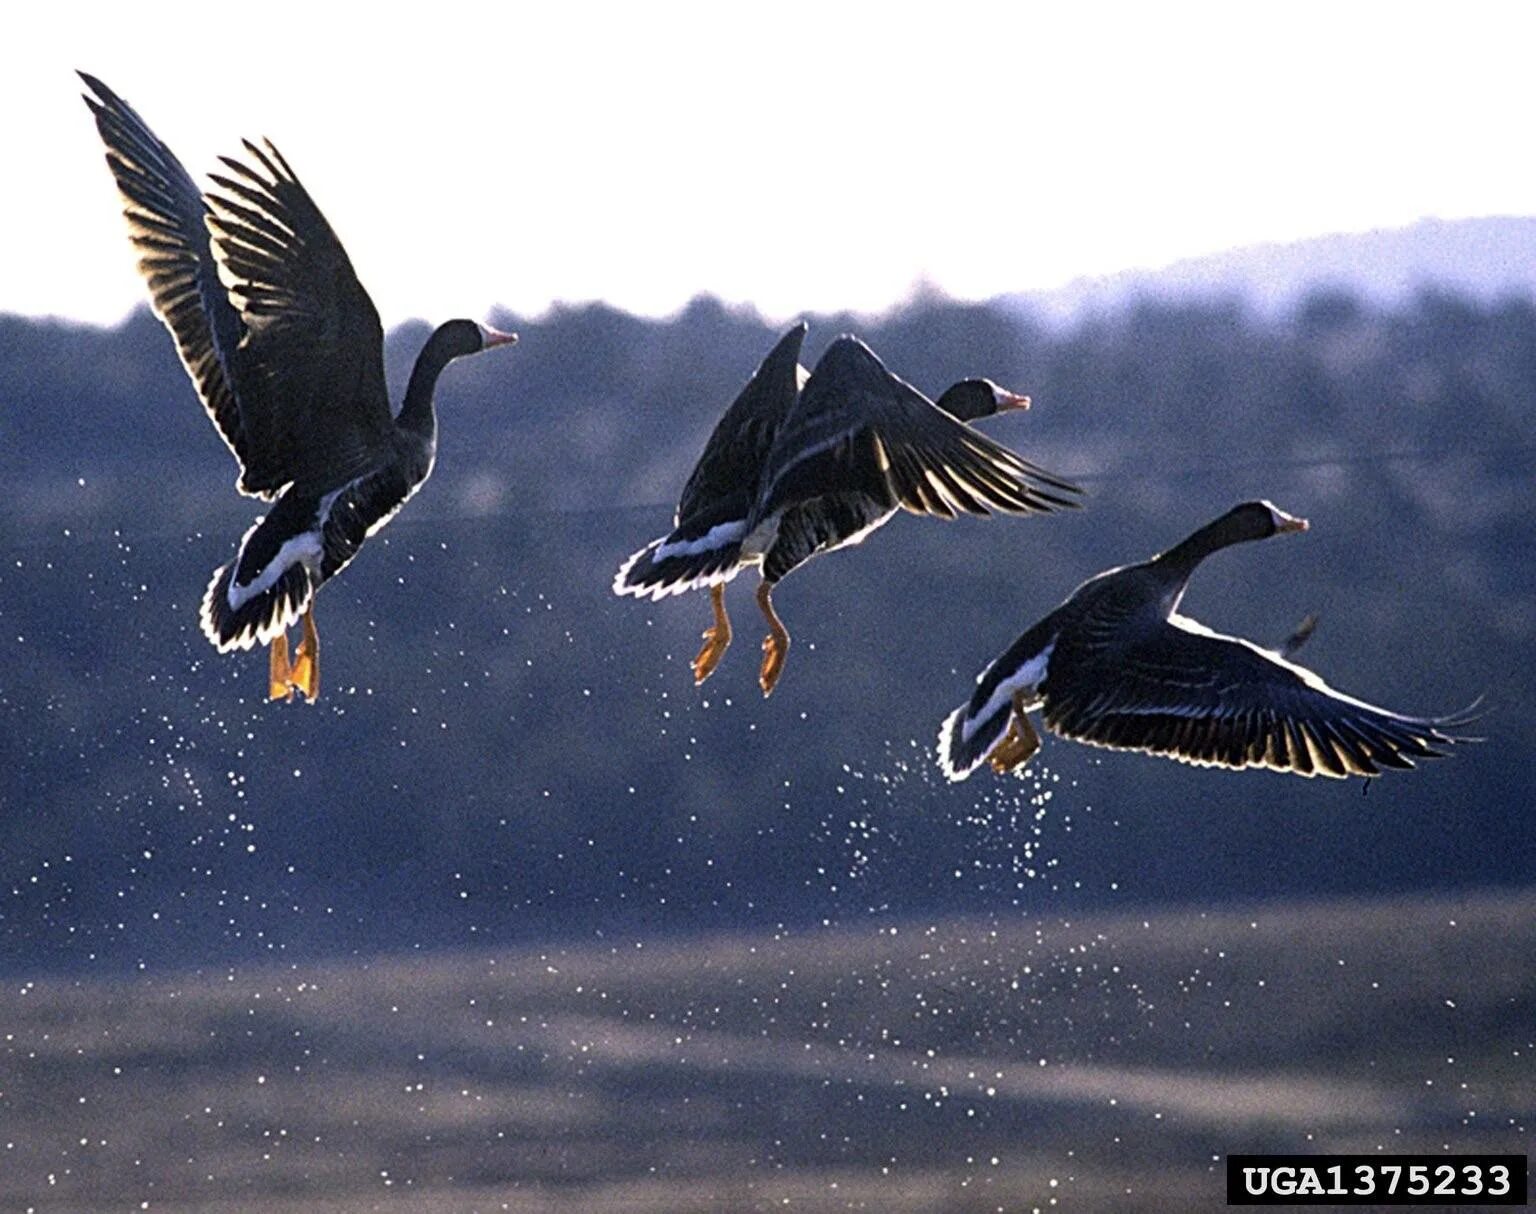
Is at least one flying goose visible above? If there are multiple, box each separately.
[616,326,1079,694]
[939,501,1474,780]
[80,73,516,701]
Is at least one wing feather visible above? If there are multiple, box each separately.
[672,323,807,532]
[1041,615,1465,778]
[79,73,256,492]
[752,336,1079,526]
[82,74,393,498]
[204,138,392,494]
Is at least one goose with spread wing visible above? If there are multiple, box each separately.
[80,73,516,701]
[616,326,1079,694]
[938,501,1475,780]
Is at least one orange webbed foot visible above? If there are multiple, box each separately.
[988,694,1042,774]
[289,607,320,703]
[755,582,790,697]
[692,584,732,685]
[759,630,789,697]
[268,633,294,702]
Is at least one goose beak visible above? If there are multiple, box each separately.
[480,324,519,349]
[1274,510,1309,533]
[992,387,1031,412]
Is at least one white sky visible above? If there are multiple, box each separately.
[11,1,1536,328]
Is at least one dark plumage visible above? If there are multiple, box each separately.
[939,501,1476,780]
[615,325,1080,694]
[80,73,515,701]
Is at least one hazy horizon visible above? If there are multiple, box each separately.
[15,2,1536,328]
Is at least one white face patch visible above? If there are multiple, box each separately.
[989,382,1029,410]
[479,324,518,348]
[1262,500,1309,532]
[963,641,1055,743]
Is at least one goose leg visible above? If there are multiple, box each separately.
[988,693,1042,774]
[756,581,790,697]
[290,605,320,702]
[268,632,294,702]
[692,584,732,685]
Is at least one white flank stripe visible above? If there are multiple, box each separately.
[962,641,1055,744]
[655,519,747,561]
[227,530,323,611]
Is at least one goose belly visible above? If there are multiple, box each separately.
[319,464,421,582]
[760,494,894,583]
[819,496,897,555]
[739,515,779,563]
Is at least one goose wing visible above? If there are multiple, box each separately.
[1041,614,1466,777]
[205,138,392,495]
[80,73,256,491]
[752,335,1078,525]
[674,322,807,534]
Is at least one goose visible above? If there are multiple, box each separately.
[616,325,1079,694]
[80,72,516,701]
[938,501,1474,779]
